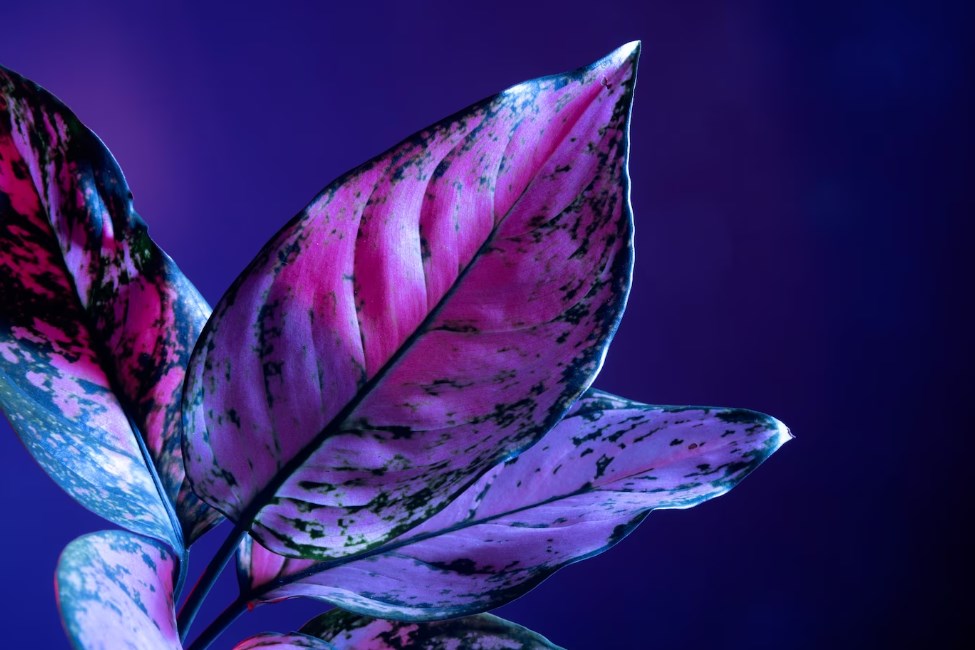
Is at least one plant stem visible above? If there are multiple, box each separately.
[184,596,248,650]
[177,522,248,641]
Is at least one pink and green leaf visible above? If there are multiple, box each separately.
[298,610,564,649]
[238,389,790,619]
[56,530,181,650]
[183,42,640,561]
[0,65,219,546]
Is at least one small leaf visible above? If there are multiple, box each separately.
[56,530,181,650]
[183,43,640,559]
[234,633,336,650]
[299,610,564,650]
[238,389,790,619]
[0,65,220,545]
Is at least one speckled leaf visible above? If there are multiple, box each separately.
[238,389,790,619]
[0,65,219,545]
[183,43,640,559]
[56,530,181,650]
[233,633,336,650]
[300,610,564,650]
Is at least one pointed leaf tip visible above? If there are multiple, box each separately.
[605,40,641,69]
[773,415,794,445]
[580,41,640,90]
[749,411,793,459]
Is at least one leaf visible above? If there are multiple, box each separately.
[299,610,564,650]
[183,42,640,559]
[237,389,790,619]
[0,65,220,545]
[233,633,335,650]
[56,530,181,650]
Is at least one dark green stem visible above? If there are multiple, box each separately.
[177,522,248,641]
[184,596,248,650]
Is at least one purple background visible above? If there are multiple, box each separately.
[1,1,971,648]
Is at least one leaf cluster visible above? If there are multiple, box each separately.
[0,43,789,649]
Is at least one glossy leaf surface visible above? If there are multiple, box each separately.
[300,611,564,650]
[184,43,639,559]
[239,389,790,619]
[234,633,335,650]
[0,65,218,545]
[56,530,181,650]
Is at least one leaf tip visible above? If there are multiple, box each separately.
[764,413,793,457]
[597,41,642,75]
[618,40,643,61]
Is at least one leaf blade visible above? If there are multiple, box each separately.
[300,611,565,650]
[56,530,181,650]
[184,43,640,559]
[233,633,335,650]
[240,389,790,619]
[0,65,219,545]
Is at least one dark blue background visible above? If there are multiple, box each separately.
[1,1,971,648]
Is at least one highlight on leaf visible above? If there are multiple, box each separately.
[182,42,641,561]
[56,530,181,650]
[0,65,219,549]
[237,388,791,619]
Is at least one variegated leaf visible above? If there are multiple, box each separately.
[56,530,181,650]
[238,389,790,619]
[233,633,335,650]
[183,43,640,559]
[300,611,564,650]
[0,65,220,545]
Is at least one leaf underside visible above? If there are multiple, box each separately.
[184,43,641,560]
[239,388,791,620]
[0,65,219,547]
[56,530,181,650]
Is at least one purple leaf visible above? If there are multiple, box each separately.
[183,43,640,559]
[0,65,220,545]
[233,633,335,650]
[298,611,564,650]
[238,389,790,619]
[56,530,181,650]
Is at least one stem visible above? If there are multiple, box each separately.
[184,596,248,650]
[177,522,248,641]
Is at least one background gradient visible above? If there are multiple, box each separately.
[1,1,971,648]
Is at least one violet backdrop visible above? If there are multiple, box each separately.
[1,1,970,648]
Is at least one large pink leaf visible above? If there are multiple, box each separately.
[237,389,790,619]
[56,530,181,650]
[298,611,564,650]
[183,43,640,559]
[0,65,220,545]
